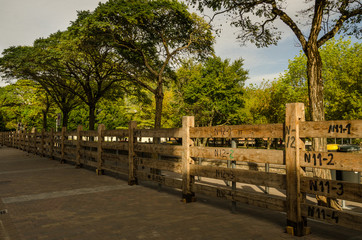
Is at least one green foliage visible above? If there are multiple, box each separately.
[255,38,361,123]
[0,80,57,130]
[175,57,247,126]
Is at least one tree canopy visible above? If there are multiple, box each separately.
[175,57,247,127]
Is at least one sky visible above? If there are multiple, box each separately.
[0,0,305,87]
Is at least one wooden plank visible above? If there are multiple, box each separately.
[64,147,76,154]
[182,116,195,202]
[301,203,362,231]
[300,151,362,172]
[102,165,128,175]
[191,183,286,212]
[80,130,98,137]
[128,121,137,184]
[101,141,128,151]
[79,141,98,148]
[300,177,362,203]
[64,140,76,146]
[102,129,128,137]
[190,123,283,138]
[190,165,286,189]
[76,126,82,166]
[81,150,97,159]
[82,160,97,168]
[136,157,182,173]
[134,128,182,138]
[134,143,183,156]
[97,124,105,172]
[285,103,305,236]
[190,147,284,165]
[300,120,362,138]
[102,152,129,164]
[137,171,182,189]
[65,131,77,136]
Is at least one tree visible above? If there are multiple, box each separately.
[189,0,361,148]
[267,38,361,123]
[0,38,81,128]
[175,57,247,127]
[88,0,214,128]
[0,80,56,130]
[54,15,132,130]
[189,1,360,212]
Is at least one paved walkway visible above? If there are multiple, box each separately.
[0,146,361,240]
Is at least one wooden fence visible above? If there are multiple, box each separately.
[0,103,361,236]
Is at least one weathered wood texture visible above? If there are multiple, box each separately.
[135,128,182,138]
[300,151,362,172]
[136,157,182,173]
[182,116,195,201]
[300,120,362,138]
[285,103,306,236]
[137,171,182,189]
[190,147,284,165]
[190,123,283,138]
[190,165,286,189]
[300,177,362,203]
[192,183,286,212]
[134,143,183,156]
[301,204,362,231]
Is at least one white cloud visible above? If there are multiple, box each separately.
[246,72,283,86]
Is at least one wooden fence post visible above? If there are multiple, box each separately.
[50,128,54,159]
[41,129,45,156]
[96,124,105,175]
[128,121,137,185]
[182,116,195,202]
[32,127,36,154]
[76,125,83,167]
[11,131,14,148]
[61,127,66,163]
[285,103,308,236]
[26,129,30,153]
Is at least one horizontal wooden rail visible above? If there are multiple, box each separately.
[134,128,182,138]
[80,130,98,137]
[191,183,286,212]
[134,143,183,156]
[300,177,362,203]
[300,120,362,138]
[190,147,284,165]
[301,203,362,231]
[136,157,182,173]
[190,123,283,138]
[101,141,128,150]
[101,152,128,164]
[137,171,182,189]
[190,165,286,189]
[102,129,128,137]
[300,151,362,172]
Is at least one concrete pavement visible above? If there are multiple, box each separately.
[0,146,361,240]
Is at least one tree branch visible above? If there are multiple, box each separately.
[270,1,307,51]
[318,2,361,47]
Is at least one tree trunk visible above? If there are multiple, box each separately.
[62,109,69,128]
[42,110,48,131]
[88,103,96,130]
[306,45,342,210]
[154,86,164,129]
